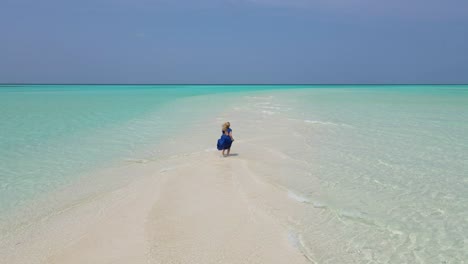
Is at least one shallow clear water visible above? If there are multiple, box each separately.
[245,85,468,263]
[1,85,467,263]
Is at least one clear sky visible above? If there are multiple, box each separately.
[1,0,467,84]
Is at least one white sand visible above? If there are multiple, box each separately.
[1,96,315,263]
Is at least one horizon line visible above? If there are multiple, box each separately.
[1,83,467,86]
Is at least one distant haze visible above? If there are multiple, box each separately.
[1,0,467,84]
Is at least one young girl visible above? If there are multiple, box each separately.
[217,122,234,157]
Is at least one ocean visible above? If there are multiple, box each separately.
[1,85,467,263]
[0,84,275,214]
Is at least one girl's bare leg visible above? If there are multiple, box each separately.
[222,149,226,156]
[227,148,230,156]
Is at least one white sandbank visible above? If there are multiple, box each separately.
[1,93,315,264]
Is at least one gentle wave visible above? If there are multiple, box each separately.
[287,190,310,203]
[303,120,353,127]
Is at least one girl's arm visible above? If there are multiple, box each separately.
[229,131,234,140]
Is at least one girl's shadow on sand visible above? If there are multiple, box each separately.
[221,153,238,157]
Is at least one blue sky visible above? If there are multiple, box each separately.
[1,0,467,84]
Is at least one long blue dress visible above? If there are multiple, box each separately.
[217,128,232,150]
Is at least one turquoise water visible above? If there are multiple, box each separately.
[0,85,260,215]
[1,85,467,263]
